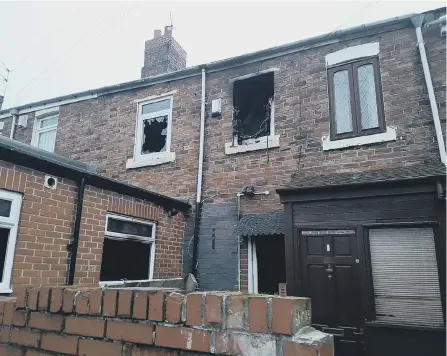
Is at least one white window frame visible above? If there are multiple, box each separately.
[247,237,258,293]
[126,95,175,169]
[31,112,59,153]
[99,213,156,287]
[0,190,23,293]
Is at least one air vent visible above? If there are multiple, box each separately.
[44,175,58,189]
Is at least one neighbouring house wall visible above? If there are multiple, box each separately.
[424,24,447,139]
[7,14,446,291]
[0,286,333,356]
[0,112,35,145]
[0,160,186,290]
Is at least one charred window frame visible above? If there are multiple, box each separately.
[135,96,173,161]
[232,72,274,145]
[328,57,385,140]
[99,213,156,285]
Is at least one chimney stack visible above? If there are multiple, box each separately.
[141,25,187,79]
[0,96,3,110]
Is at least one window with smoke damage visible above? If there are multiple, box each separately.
[232,72,274,145]
[100,213,156,284]
[127,95,175,169]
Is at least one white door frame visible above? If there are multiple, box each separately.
[247,237,258,293]
[0,189,23,293]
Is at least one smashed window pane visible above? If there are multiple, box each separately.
[141,99,171,115]
[141,115,168,154]
[233,72,274,144]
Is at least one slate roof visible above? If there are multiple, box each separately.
[0,135,190,212]
[235,211,284,237]
[277,163,446,193]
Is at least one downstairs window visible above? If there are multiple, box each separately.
[100,214,156,283]
[0,189,22,293]
[369,227,443,327]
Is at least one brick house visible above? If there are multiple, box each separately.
[0,8,445,356]
[0,135,189,290]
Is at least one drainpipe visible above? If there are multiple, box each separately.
[9,109,18,139]
[412,14,447,165]
[68,177,85,285]
[191,68,206,278]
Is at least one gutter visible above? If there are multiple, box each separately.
[0,135,190,213]
[1,9,434,117]
[68,177,85,285]
[191,67,206,277]
[411,14,447,165]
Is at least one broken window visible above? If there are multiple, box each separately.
[135,97,172,160]
[100,214,156,283]
[233,72,274,144]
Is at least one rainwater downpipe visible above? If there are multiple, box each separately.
[9,109,18,139]
[191,68,206,278]
[68,177,85,285]
[412,14,446,165]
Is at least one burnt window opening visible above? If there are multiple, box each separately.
[142,115,168,154]
[100,215,155,282]
[233,72,274,145]
[100,238,151,281]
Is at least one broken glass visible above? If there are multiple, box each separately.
[141,115,168,154]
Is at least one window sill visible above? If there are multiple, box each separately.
[225,135,280,155]
[322,126,396,151]
[0,289,13,294]
[126,151,175,169]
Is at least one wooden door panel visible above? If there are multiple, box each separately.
[307,264,334,324]
[299,229,365,356]
[334,265,362,326]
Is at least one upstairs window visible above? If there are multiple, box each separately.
[328,57,385,140]
[32,113,59,152]
[232,72,274,145]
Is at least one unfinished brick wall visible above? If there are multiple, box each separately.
[0,286,333,356]
[0,160,187,289]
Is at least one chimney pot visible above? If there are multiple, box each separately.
[164,25,172,37]
[154,29,162,38]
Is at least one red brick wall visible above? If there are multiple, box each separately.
[48,22,444,216]
[424,25,446,139]
[0,161,76,287]
[0,286,333,356]
[0,160,186,289]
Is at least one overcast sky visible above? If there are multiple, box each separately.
[0,0,444,109]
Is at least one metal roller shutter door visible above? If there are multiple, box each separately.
[369,227,443,327]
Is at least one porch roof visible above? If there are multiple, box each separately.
[235,211,284,237]
[277,163,446,195]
